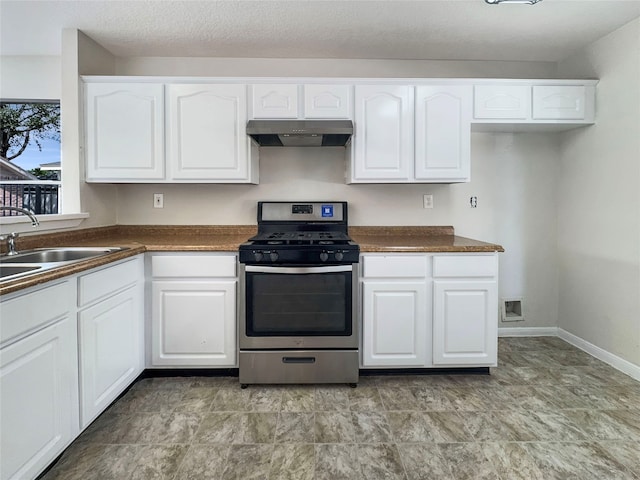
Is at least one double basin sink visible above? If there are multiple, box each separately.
[0,247,128,283]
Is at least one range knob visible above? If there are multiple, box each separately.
[253,251,264,262]
[319,252,329,262]
[269,251,279,262]
[335,251,344,262]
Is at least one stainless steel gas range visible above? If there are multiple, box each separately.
[238,201,360,387]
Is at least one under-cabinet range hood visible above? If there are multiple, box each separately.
[246,120,353,147]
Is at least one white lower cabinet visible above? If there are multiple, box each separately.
[150,254,237,367]
[0,281,79,480]
[361,254,431,367]
[78,257,144,429]
[360,253,499,369]
[362,280,428,367]
[432,254,498,366]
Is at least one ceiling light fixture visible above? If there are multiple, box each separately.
[485,0,542,4]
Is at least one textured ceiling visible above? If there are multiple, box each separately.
[1,0,639,62]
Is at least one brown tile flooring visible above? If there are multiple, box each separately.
[41,337,640,480]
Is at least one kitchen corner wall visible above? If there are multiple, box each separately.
[557,18,640,367]
[117,135,561,329]
[64,29,118,228]
[113,55,562,330]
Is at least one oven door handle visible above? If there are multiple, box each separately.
[244,265,353,274]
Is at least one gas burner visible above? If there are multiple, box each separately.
[239,202,359,265]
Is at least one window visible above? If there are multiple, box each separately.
[0,100,61,217]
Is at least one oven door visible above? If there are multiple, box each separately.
[240,264,357,350]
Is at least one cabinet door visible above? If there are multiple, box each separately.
[0,317,78,480]
[151,280,236,366]
[303,84,352,119]
[78,285,143,428]
[415,85,471,182]
[433,280,497,366]
[474,85,531,120]
[251,84,299,118]
[85,82,165,181]
[532,85,586,120]
[352,85,413,181]
[168,84,254,182]
[362,280,428,367]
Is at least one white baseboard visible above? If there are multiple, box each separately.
[498,327,559,337]
[558,328,640,382]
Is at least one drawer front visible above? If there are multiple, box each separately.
[79,256,142,307]
[1,280,73,345]
[362,255,428,278]
[433,255,497,278]
[151,254,237,278]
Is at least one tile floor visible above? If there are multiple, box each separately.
[41,337,640,480]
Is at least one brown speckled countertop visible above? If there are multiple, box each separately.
[1,225,503,295]
[350,226,504,253]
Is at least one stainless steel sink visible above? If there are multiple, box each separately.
[0,264,43,279]
[0,247,129,284]
[1,247,124,264]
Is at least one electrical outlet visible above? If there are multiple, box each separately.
[470,196,477,208]
[423,194,433,209]
[153,193,164,209]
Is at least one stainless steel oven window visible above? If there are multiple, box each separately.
[244,265,353,337]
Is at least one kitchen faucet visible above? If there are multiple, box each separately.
[0,206,40,256]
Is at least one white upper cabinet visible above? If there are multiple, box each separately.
[415,85,472,182]
[167,84,256,182]
[250,84,352,119]
[351,85,414,181]
[473,82,595,126]
[85,83,165,181]
[304,84,352,119]
[532,85,586,120]
[350,85,471,183]
[474,85,531,120]
[251,84,299,118]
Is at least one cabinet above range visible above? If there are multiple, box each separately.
[82,76,597,184]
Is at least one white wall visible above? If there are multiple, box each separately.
[0,56,60,100]
[115,57,557,79]
[557,18,640,366]
[60,29,118,227]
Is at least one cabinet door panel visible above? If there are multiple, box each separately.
[0,317,78,480]
[85,83,165,181]
[433,280,497,365]
[168,84,250,181]
[79,285,143,428]
[152,280,236,366]
[474,85,530,119]
[251,84,299,118]
[415,85,471,182]
[362,281,428,367]
[353,85,413,181]
[532,86,585,120]
[304,84,352,119]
